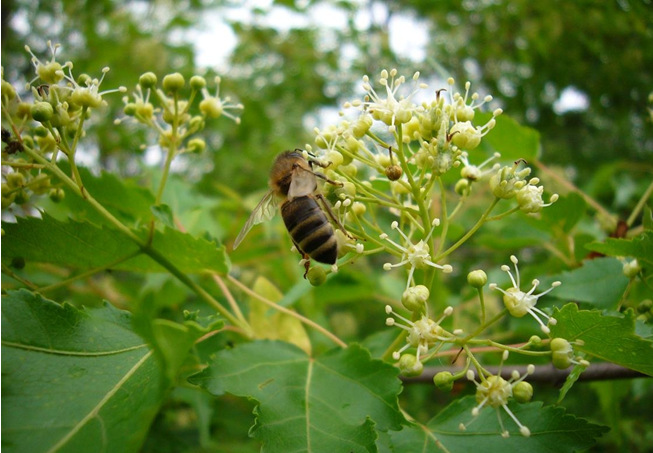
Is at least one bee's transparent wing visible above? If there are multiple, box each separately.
[233,190,277,249]
[288,166,316,198]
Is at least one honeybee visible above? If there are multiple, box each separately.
[233,149,352,276]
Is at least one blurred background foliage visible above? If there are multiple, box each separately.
[2,0,652,451]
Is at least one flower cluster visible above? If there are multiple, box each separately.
[460,352,535,438]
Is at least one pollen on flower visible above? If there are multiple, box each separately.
[492,255,560,333]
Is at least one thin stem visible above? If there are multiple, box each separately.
[627,179,653,228]
[212,273,248,326]
[36,251,142,293]
[435,198,500,261]
[2,264,38,290]
[227,274,347,349]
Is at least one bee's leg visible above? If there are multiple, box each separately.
[303,257,311,279]
[312,171,343,187]
[294,164,343,187]
[315,193,356,241]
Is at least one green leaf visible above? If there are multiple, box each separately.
[189,341,405,452]
[41,164,155,226]
[426,396,607,452]
[542,257,628,309]
[550,303,653,376]
[1,290,166,453]
[1,214,229,274]
[248,276,312,354]
[150,203,174,228]
[586,231,653,266]
[478,113,541,162]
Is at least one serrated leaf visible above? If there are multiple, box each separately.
[1,290,166,453]
[550,303,653,376]
[189,341,405,452]
[387,423,445,452]
[1,214,229,274]
[249,276,311,354]
[586,231,653,266]
[427,396,607,453]
[542,257,628,309]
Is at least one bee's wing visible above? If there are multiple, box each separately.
[233,190,277,249]
[288,166,316,198]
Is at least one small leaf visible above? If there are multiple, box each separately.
[586,231,653,266]
[427,396,608,452]
[189,341,405,452]
[541,257,628,309]
[1,290,166,453]
[249,276,311,354]
[550,303,653,376]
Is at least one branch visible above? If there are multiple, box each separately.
[402,362,647,385]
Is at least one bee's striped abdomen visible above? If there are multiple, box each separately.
[281,196,337,264]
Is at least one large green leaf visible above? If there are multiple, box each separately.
[550,303,653,376]
[541,257,629,309]
[1,214,229,274]
[1,290,166,453]
[189,340,405,452]
[418,396,607,453]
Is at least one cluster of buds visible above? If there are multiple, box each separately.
[119,72,243,155]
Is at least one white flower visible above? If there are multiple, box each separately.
[490,255,560,334]
[516,178,558,213]
[460,351,534,438]
[459,151,501,181]
[381,220,453,289]
[199,76,243,123]
[359,69,426,133]
[385,304,455,366]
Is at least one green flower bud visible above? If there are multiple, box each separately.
[139,72,158,89]
[199,97,224,118]
[433,371,454,391]
[352,114,373,138]
[31,102,54,123]
[398,354,423,377]
[186,138,206,154]
[49,187,65,203]
[326,150,344,168]
[637,299,652,314]
[6,172,26,189]
[402,285,429,312]
[34,125,49,137]
[551,338,573,369]
[190,75,207,90]
[528,335,542,346]
[14,189,29,204]
[623,259,641,279]
[467,269,487,288]
[2,80,16,100]
[16,102,32,119]
[450,121,481,150]
[454,178,470,196]
[162,72,185,93]
[513,381,533,403]
[306,266,327,286]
